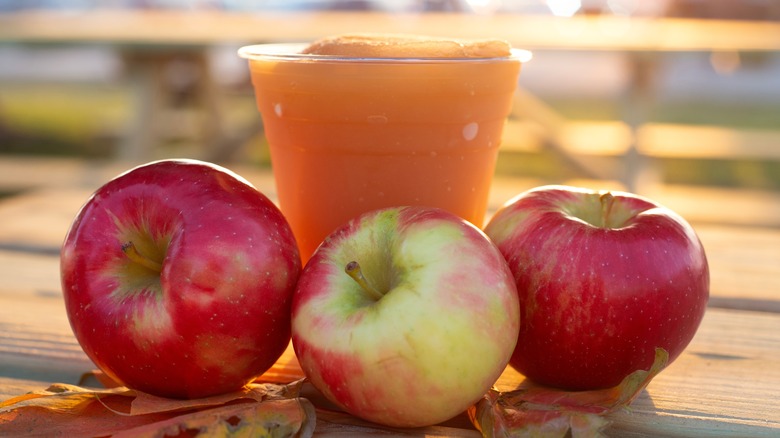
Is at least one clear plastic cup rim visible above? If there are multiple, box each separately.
[238,43,532,63]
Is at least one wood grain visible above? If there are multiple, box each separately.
[1,159,779,435]
[3,172,777,309]
[492,309,780,437]
[2,282,779,436]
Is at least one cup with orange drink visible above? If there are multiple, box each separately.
[239,34,530,262]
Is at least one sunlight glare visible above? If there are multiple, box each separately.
[546,0,582,17]
[465,0,503,15]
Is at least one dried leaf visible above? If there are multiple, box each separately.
[113,398,317,438]
[0,395,173,437]
[129,380,304,416]
[0,379,313,437]
[0,383,135,416]
[469,348,669,438]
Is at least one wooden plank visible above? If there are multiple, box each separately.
[0,250,60,296]
[2,285,778,437]
[695,226,780,311]
[639,124,780,161]
[0,376,52,401]
[0,173,778,434]
[0,188,88,253]
[492,308,780,437]
[0,171,779,310]
[0,157,130,194]
[0,160,279,252]
[642,184,780,230]
[501,120,780,161]
[490,177,780,229]
[2,155,780,234]
[613,308,780,437]
[0,289,94,384]
[2,11,780,52]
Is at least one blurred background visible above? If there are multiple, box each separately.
[1,0,779,224]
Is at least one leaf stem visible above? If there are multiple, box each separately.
[122,241,163,273]
[345,261,384,301]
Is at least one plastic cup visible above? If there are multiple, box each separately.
[239,42,530,263]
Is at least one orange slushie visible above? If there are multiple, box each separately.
[240,36,528,262]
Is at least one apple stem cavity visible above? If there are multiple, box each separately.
[122,241,163,273]
[345,261,384,301]
[600,192,616,228]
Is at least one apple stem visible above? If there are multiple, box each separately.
[122,241,163,273]
[345,261,384,300]
[600,192,615,227]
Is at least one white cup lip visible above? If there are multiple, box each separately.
[238,43,532,63]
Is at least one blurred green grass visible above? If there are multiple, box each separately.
[1,82,779,190]
[0,83,127,157]
[544,97,780,131]
[0,82,261,160]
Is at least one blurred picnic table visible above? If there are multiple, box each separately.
[2,9,780,190]
[0,156,779,436]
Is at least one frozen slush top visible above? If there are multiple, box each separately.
[302,33,513,58]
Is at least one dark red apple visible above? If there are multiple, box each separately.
[60,159,301,398]
[484,185,709,390]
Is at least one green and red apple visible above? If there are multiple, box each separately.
[485,185,709,390]
[291,206,520,428]
[61,159,301,399]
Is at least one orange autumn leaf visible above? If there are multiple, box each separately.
[128,380,303,416]
[112,398,316,438]
[0,383,135,415]
[0,378,314,437]
[470,389,610,438]
[0,391,173,437]
[469,348,669,438]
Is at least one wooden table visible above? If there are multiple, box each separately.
[0,157,779,436]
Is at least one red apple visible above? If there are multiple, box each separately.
[484,185,709,390]
[60,159,301,399]
[291,206,520,428]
